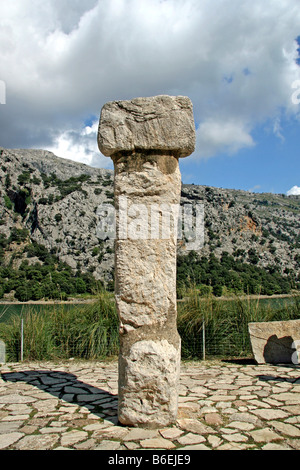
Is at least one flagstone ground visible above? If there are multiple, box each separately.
[0,359,299,450]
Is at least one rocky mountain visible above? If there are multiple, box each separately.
[0,147,115,287]
[179,183,300,273]
[0,147,299,297]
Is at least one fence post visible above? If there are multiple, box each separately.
[0,339,5,364]
[20,317,24,362]
[202,318,205,360]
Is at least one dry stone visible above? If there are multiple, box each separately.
[98,95,195,158]
[98,95,195,428]
[248,320,300,364]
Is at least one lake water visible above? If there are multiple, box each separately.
[0,303,81,323]
[0,296,294,324]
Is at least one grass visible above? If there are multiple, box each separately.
[177,287,300,359]
[0,287,299,362]
[0,289,119,362]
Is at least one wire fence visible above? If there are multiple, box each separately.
[179,321,253,360]
[0,294,299,363]
[1,316,253,364]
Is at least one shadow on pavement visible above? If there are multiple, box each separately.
[1,370,118,419]
[258,373,300,384]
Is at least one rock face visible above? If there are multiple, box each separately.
[0,147,115,285]
[0,147,299,297]
[98,95,195,427]
[248,319,300,364]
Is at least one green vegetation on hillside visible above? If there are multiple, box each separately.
[0,239,99,301]
[0,237,298,301]
[177,250,299,298]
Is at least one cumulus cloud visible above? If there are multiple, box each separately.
[287,185,300,196]
[195,120,255,159]
[47,122,112,169]
[0,0,299,166]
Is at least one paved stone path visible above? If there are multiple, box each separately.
[0,359,299,450]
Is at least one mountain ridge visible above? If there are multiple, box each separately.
[0,147,299,299]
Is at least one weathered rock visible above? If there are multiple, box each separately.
[248,320,300,364]
[249,428,283,443]
[118,340,181,427]
[98,95,195,428]
[140,437,176,449]
[177,432,206,445]
[14,433,60,450]
[0,432,23,449]
[98,95,195,158]
[0,148,299,289]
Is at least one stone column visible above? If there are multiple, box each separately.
[98,95,195,428]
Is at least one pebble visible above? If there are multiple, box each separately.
[0,359,299,450]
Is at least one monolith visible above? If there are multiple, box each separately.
[98,95,195,427]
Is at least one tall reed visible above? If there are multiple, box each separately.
[177,287,300,359]
[0,289,119,361]
[1,288,299,362]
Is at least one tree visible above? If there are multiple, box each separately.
[15,284,31,302]
[213,284,223,297]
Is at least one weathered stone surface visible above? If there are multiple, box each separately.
[250,408,289,420]
[177,418,216,435]
[123,428,158,442]
[0,432,23,449]
[0,394,36,405]
[140,437,176,449]
[177,432,206,445]
[98,95,195,158]
[248,320,300,364]
[118,340,181,427]
[94,440,122,450]
[14,433,60,450]
[269,421,300,437]
[60,430,88,447]
[249,428,283,443]
[98,96,195,428]
[262,443,292,450]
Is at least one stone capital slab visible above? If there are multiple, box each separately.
[98,95,195,158]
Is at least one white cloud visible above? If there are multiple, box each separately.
[287,185,300,196]
[195,120,255,159]
[47,122,112,169]
[0,0,299,165]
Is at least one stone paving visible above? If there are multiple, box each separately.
[0,359,299,450]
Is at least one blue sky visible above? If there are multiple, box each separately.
[180,115,300,193]
[0,0,299,195]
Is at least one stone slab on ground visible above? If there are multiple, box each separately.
[248,319,300,364]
